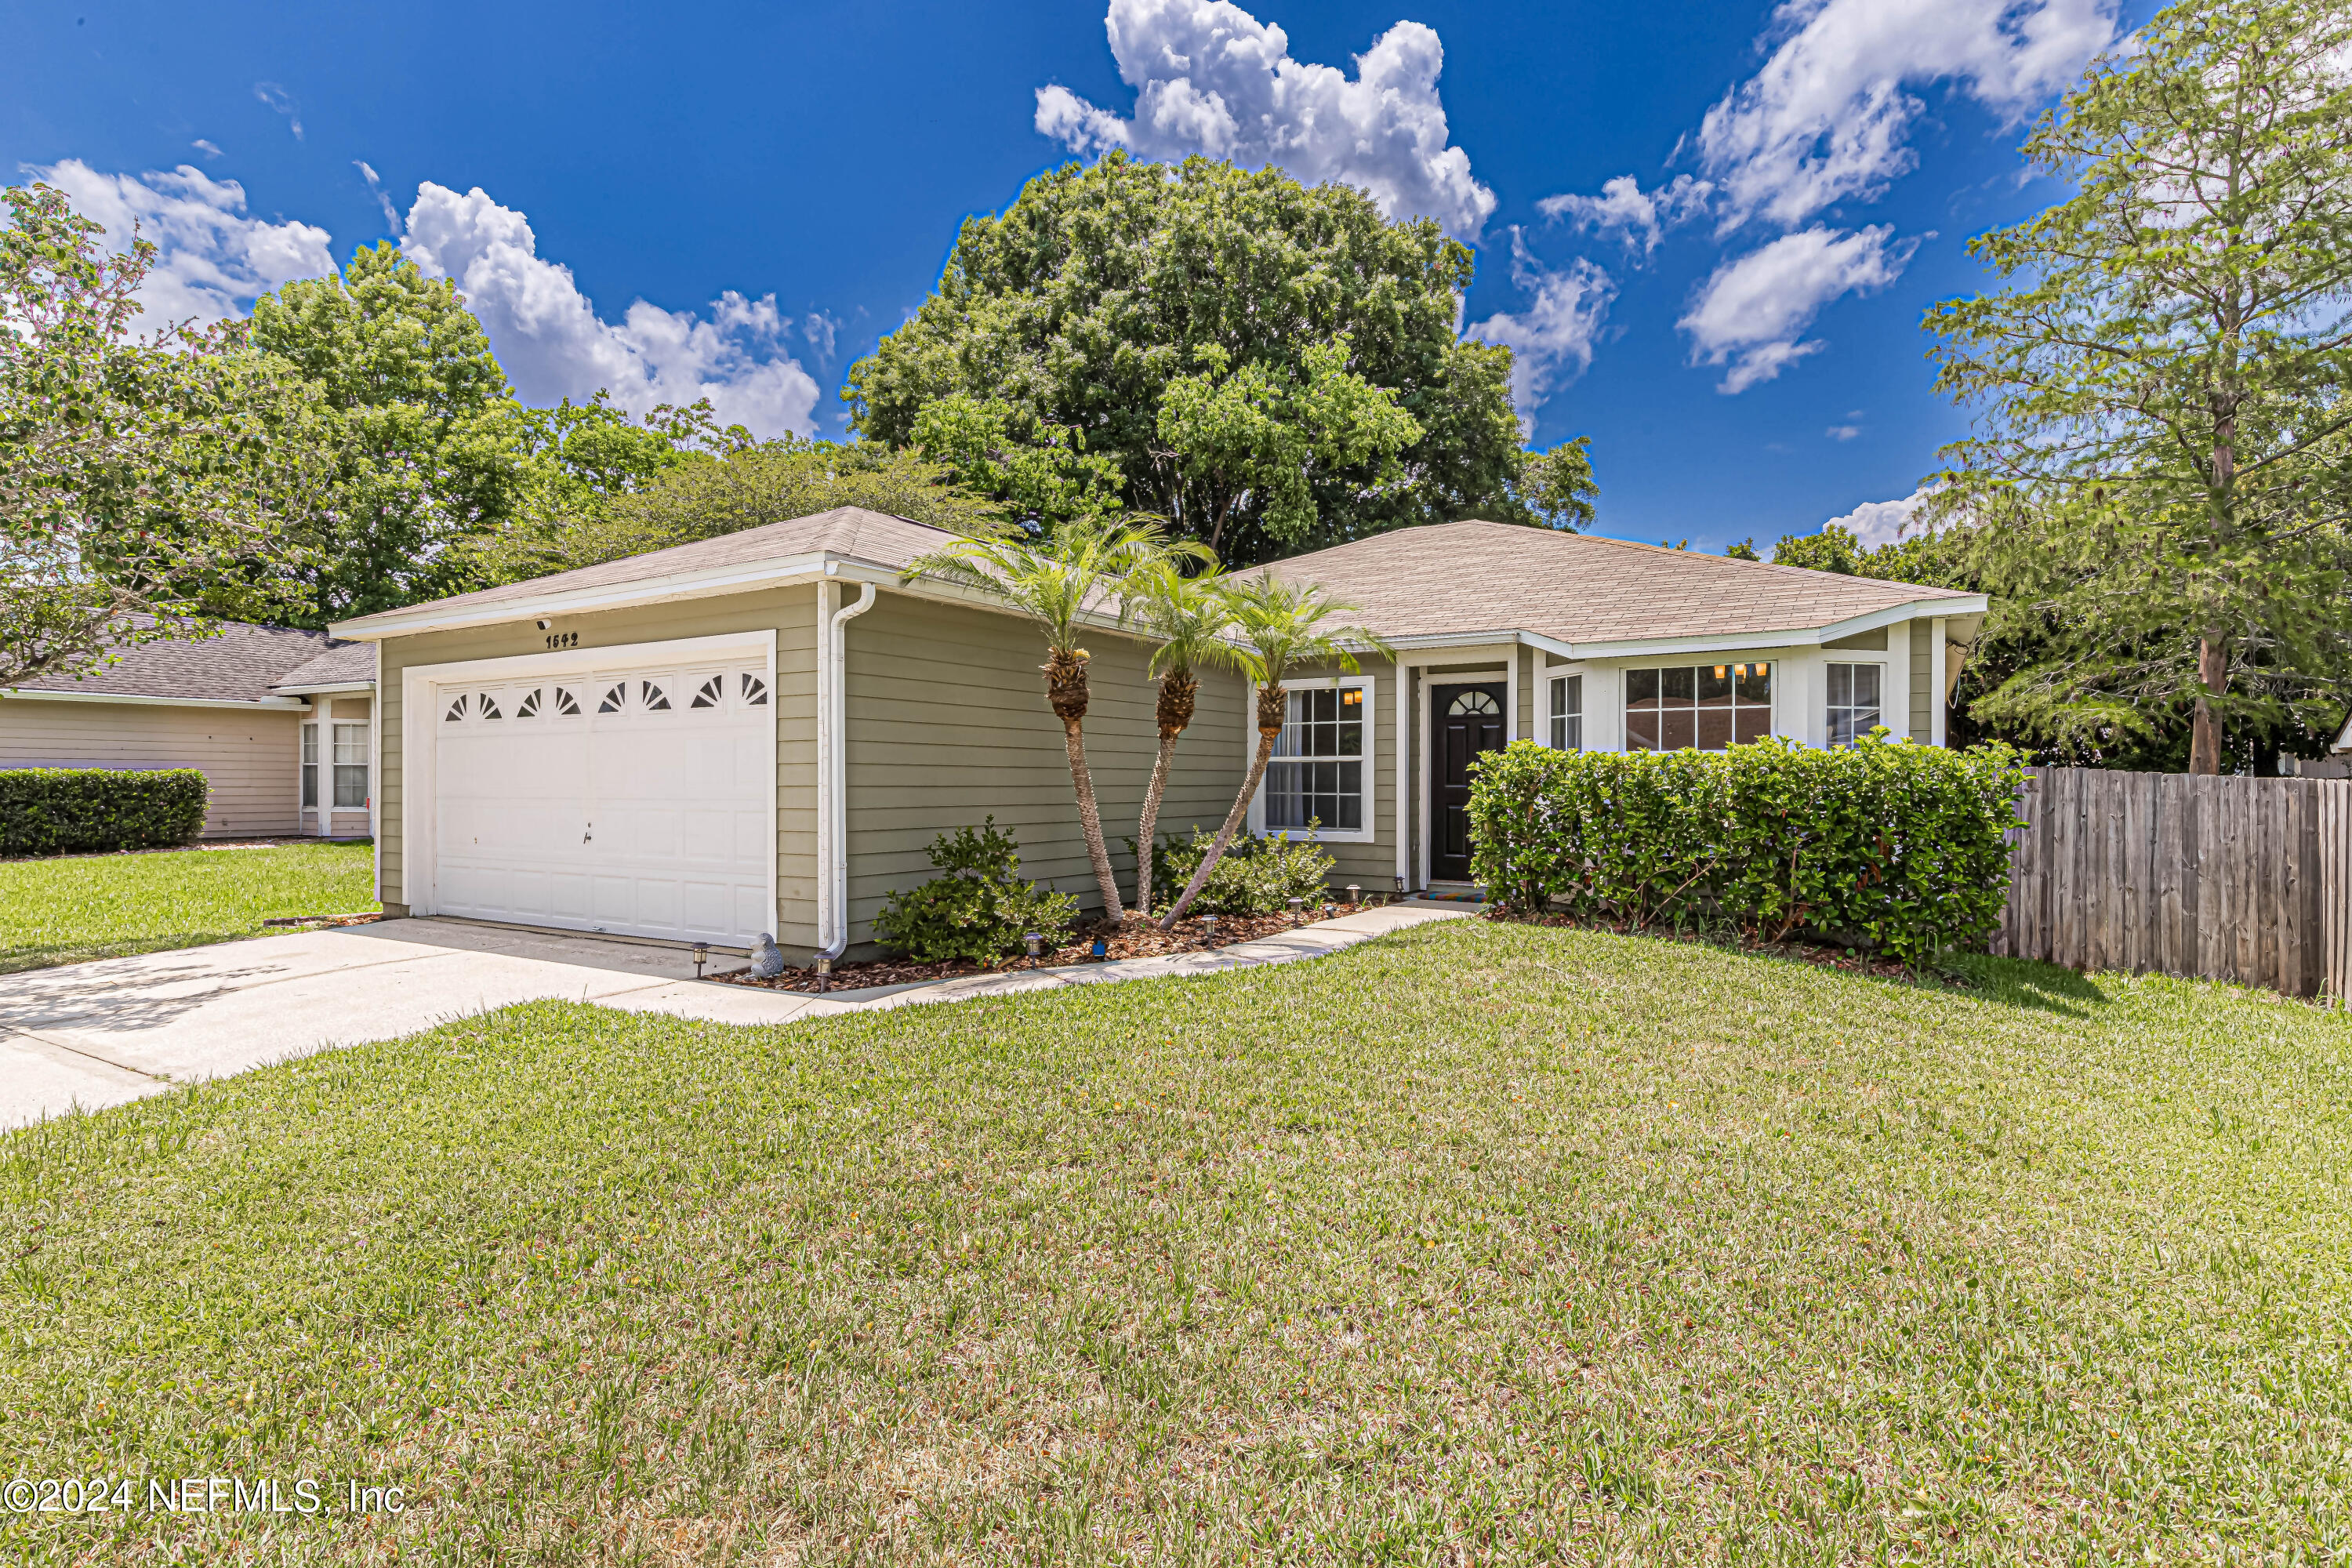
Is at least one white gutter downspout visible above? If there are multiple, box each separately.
[816,570,877,964]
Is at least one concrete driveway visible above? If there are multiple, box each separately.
[1,904,1465,1131]
[0,919,826,1130]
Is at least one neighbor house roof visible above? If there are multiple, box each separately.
[331,507,965,638]
[1262,520,1981,653]
[271,641,379,692]
[5,619,365,707]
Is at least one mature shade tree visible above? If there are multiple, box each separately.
[248,244,531,623]
[1160,576,1389,928]
[1926,0,2352,775]
[0,182,325,687]
[847,154,1594,563]
[472,431,1006,583]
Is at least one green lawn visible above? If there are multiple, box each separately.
[3,918,2348,1563]
[0,841,379,975]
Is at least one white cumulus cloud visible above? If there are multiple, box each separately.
[1034,0,1496,237]
[1823,485,1935,546]
[400,183,819,439]
[1678,224,1915,394]
[1465,232,1615,419]
[1537,173,1711,256]
[1697,0,2117,230]
[31,159,335,328]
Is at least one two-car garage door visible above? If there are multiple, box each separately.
[427,653,772,946]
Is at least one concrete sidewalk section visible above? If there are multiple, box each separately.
[1,904,1466,1129]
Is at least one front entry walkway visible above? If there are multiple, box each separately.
[1,905,1466,1130]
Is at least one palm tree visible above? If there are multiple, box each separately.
[1123,558,1250,920]
[1160,575,1392,929]
[902,517,1197,925]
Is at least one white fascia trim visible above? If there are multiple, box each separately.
[1563,598,1987,662]
[334,552,835,640]
[0,688,310,712]
[274,681,377,697]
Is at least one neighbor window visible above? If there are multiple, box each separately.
[1826,662,1882,746]
[332,722,369,808]
[1624,662,1773,750]
[1548,674,1583,750]
[300,723,318,809]
[1265,683,1365,833]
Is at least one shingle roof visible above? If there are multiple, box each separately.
[1261,519,1976,647]
[272,641,378,691]
[8,619,361,703]
[331,506,967,633]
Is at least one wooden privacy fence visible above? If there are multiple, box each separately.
[1991,766,2352,1000]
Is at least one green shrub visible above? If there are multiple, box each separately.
[1465,732,2025,967]
[873,818,1080,964]
[0,768,209,858]
[1130,826,1338,916]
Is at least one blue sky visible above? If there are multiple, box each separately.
[2,0,2144,552]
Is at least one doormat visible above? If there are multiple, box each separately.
[1416,888,1487,903]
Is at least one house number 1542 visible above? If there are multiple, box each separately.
[544,632,579,650]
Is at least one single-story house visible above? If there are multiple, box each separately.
[322,507,1984,964]
[0,619,380,840]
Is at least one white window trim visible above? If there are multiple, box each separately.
[1824,658,1889,748]
[332,720,371,810]
[1247,674,1377,844]
[1545,670,1587,751]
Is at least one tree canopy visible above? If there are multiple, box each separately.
[0,182,327,687]
[845,154,1593,563]
[1925,0,2352,773]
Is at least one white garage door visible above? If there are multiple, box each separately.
[430,659,772,945]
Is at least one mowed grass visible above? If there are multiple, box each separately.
[0,841,378,974]
[3,919,2350,1565]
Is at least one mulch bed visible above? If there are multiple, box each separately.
[1483,906,1947,984]
[717,906,1368,994]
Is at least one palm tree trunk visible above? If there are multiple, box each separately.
[1062,718,1127,924]
[1131,669,1196,920]
[1160,688,1282,928]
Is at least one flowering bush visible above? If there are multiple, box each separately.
[1465,732,2024,967]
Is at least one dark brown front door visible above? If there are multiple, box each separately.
[1431,682,1506,882]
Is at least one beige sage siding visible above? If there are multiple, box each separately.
[371,588,818,946]
[841,590,1249,954]
[1272,655,1401,895]
[1909,619,1933,742]
[0,699,301,837]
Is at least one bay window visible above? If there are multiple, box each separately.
[1826,662,1882,746]
[1548,674,1583,750]
[1624,662,1773,750]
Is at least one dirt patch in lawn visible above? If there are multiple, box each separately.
[718,906,1371,993]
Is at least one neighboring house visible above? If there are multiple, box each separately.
[325,507,1984,962]
[0,619,381,841]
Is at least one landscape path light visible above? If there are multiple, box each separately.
[1288,896,1306,925]
[691,942,710,979]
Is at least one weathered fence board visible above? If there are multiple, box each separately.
[1992,767,2350,999]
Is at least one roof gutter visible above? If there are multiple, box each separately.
[0,688,311,712]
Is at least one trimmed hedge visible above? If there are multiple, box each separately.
[0,768,210,858]
[1466,733,2025,967]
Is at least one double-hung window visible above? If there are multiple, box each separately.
[1825,662,1882,746]
[300,724,319,808]
[332,721,369,808]
[1625,662,1773,750]
[1548,674,1583,750]
[1264,681,1367,835]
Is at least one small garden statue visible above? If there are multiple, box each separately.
[750,934,786,979]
